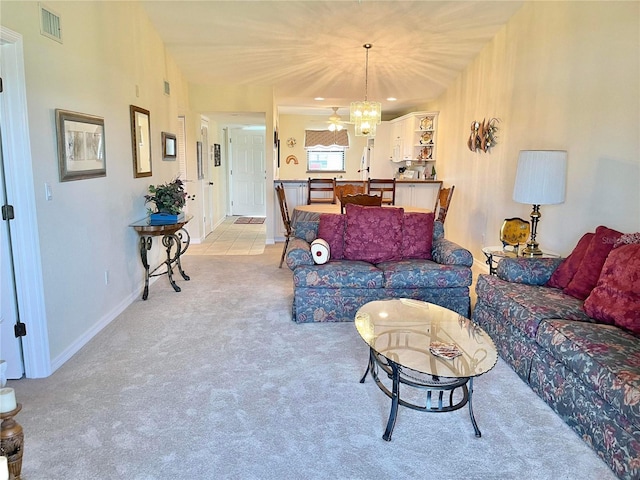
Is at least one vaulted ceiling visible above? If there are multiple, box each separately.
[142,1,524,123]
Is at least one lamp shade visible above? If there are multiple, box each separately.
[513,150,567,205]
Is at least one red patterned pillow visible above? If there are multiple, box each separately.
[318,213,345,260]
[583,244,640,335]
[402,212,435,260]
[564,225,623,300]
[343,204,404,263]
[547,233,594,289]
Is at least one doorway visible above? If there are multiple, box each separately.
[230,128,266,216]
[0,26,50,378]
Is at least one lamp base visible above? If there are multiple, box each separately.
[521,242,543,257]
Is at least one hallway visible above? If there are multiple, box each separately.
[186,216,266,256]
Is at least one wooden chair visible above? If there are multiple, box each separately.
[307,177,336,204]
[275,183,293,268]
[368,178,396,205]
[335,183,366,205]
[340,193,383,213]
[436,185,455,223]
[500,217,530,253]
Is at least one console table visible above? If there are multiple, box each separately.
[130,215,192,300]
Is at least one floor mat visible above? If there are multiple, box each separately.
[234,217,265,224]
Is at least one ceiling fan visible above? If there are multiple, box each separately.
[326,107,349,131]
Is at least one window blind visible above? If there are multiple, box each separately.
[304,130,349,148]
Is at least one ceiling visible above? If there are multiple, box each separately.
[142,1,524,125]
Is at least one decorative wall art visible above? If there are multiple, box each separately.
[162,132,177,160]
[286,155,298,165]
[214,143,221,167]
[55,109,107,182]
[196,141,204,179]
[468,118,500,153]
[130,105,152,177]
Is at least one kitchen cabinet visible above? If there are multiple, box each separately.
[389,112,438,177]
[395,182,442,210]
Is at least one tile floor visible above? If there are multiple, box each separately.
[185,216,266,256]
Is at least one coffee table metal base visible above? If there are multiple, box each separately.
[360,348,481,441]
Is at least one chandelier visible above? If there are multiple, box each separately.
[350,44,381,137]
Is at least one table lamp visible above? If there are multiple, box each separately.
[512,150,567,256]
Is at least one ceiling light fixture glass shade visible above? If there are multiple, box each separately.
[327,107,344,132]
[350,44,381,137]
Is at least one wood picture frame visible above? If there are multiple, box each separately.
[130,105,152,178]
[162,132,177,161]
[55,109,106,182]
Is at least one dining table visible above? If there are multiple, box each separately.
[291,203,432,225]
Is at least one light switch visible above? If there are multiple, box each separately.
[44,182,52,201]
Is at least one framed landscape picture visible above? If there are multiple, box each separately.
[55,109,106,182]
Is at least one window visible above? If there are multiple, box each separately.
[307,147,345,172]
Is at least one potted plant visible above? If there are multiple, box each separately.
[145,177,187,224]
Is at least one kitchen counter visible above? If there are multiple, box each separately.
[275,179,441,184]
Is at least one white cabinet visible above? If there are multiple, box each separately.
[389,112,438,178]
[396,182,441,210]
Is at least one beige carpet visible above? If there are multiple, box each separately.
[8,246,616,479]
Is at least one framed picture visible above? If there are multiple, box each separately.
[214,143,221,167]
[130,105,152,178]
[55,109,106,182]
[196,141,204,179]
[162,132,177,161]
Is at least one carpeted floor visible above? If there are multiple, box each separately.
[234,216,265,224]
[9,246,616,479]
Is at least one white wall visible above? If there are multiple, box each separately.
[1,2,192,368]
[420,1,639,260]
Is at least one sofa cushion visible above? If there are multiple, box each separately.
[564,225,622,300]
[401,212,434,260]
[547,232,594,289]
[583,244,640,335]
[292,260,384,288]
[497,257,564,286]
[378,260,472,288]
[475,274,593,339]
[318,213,345,260]
[343,204,404,263]
[536,319,640,426]
[293,220,318,243]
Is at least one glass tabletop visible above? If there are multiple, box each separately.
[355,299,497,379]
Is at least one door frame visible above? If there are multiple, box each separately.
[1,27,51,378]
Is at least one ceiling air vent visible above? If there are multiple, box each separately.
[39,4,62,43]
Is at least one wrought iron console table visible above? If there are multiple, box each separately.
[130,215,192,300]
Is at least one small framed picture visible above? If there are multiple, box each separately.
[162,132,177,160]
[55,109,106,182]
[214,143,221,167]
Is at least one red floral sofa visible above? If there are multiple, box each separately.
[285,204,473,323]
[473,226,640,479]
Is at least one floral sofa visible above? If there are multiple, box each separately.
[285,204,473,323]
[473,226,640,480]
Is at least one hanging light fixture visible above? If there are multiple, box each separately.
[350,43,381,137]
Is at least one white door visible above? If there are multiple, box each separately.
[0,122,24,380]
[230,129,265,216]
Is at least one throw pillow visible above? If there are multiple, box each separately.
[583,244,640,335]
[564,225,623,300]
[402,212,435,260]
[343,204,404,263]
[310,238,331,265]
[547,232,594,289]
[318,213,345,260]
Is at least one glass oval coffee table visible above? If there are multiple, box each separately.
[355,299,498,441]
